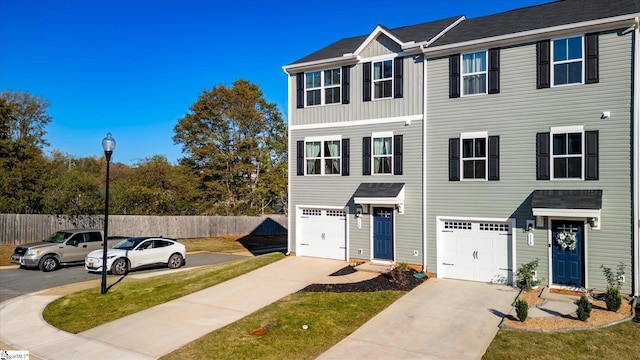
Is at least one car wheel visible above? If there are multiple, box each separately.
[111,258,129,275]
[39,255,59,272]
[167,253,183,269]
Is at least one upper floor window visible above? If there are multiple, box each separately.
[449,132,499,181]
[552,129,583,179]
[537,34,598,89]
[536,126,599,181]
[373,134,393,174]
[552,36,583,86]
[462,51,487,95]
[304,137,341,175]
[373,60,393,99]
[305,68,341,106]
[462,134,487,179]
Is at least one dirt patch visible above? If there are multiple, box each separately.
[301,267,426,293]
[504,287,635,331]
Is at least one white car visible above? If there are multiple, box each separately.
[85,237,186,275]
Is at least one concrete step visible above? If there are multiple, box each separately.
[355,262,393,274]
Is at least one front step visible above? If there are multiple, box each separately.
[355,262,393,274]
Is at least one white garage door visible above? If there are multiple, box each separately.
[439,220,511,284]
[298,208,346,261]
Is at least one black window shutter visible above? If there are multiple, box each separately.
[362,137,371,175]
[536,132,550,180]
[341,65,350,104]
[394,57,403,98]
[449,54,460,98]
[449,138,460,181]
[296,73,304,109]
[393,135,403,175]
[585,33,599,84]
[363,62,372,102]
[296,140,304,175]
[488,48,500,94]
[342,138,350,176]
[488,136,500,180]
[585,130,599,180]
[537,40,550,89]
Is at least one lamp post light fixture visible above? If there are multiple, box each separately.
[101,133,116,294]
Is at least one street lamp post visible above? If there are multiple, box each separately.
[101,133,116,294]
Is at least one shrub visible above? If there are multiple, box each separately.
[515,299,528,322]
[576,295,592,321]
[515,259,539,290]
[601,263,625,312]
[603,287,622,312]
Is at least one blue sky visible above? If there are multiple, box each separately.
[1,0,550,165]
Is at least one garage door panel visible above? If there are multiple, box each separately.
[298,208,346,261]
[439,221,512,284]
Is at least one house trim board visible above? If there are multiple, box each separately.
[289,114,423,131]
[634,16,640,297]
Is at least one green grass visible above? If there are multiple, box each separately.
[43,252,285,333]
[161,291,405,360]
[483,321,640,360]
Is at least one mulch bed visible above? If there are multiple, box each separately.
[300,266,427,293]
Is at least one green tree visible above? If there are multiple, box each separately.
[0,92,52,213]
[174,80,287,215]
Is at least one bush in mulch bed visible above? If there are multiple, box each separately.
[634,299,640,323]
[300,266,427,293]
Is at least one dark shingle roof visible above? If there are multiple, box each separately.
[290,16,463,65]
[353,183,405,198]
[531,190,603,210]
[430,0,640,47]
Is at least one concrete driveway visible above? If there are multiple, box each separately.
[318,278,518,359]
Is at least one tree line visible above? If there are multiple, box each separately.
[0,80,288,216]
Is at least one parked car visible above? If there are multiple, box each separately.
[10,229,125,272]
[85,237,186,275]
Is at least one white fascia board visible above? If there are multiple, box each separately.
[282,55,359,74]
[532,208,601,218]
[423,14,640,56]
[290,114,422,131]
[353,25,405,56]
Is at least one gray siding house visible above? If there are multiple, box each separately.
[283,0,640,296]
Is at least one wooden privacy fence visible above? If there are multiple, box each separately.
[0,214,288,245]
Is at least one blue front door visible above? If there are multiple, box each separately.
[551,220,584,286]
[373,207,393,260]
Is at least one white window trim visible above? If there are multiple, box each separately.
[461,50,488,97]
[550,35,585,87]
[460,131,488,181]
[304,135,342,176]
[372,58,394,100]
[550,125,585,180]
[304,68,341,107]
[372,131,394,175]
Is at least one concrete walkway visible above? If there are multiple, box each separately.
[1,256,361,360]
[318,278,518,360]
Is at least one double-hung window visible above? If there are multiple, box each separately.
[373,60,393,99]
[304,137,341,175]
[552,36,583,86]
[551,126,583,179]
[372,133,393,174]
[462,51,487,95]
[305,68,341,106]
[461,132,487,179]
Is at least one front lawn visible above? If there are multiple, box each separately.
[483,321,640,359]
[161,291,404,360]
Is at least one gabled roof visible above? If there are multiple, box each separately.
[430,0,640,48]
[288,15,463,66]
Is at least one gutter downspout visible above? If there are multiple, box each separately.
[422,47,428,273]
[633,17,640,297]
